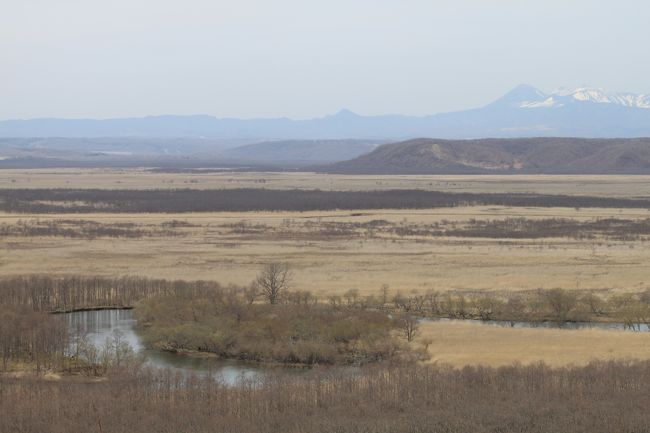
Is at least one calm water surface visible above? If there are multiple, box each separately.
[66,309,647,384]
[424,317,649,331]
[66,309,264,384]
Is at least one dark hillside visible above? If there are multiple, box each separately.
[320,137,650,174]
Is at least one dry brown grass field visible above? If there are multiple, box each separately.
[3,169,650,366]
[418,320,650,367]
[3,168,650,197]
[2,206,650,295]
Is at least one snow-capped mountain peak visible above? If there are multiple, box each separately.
[557,87,650,108]
[513,85,650,109]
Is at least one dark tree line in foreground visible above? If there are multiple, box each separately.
[1,361,649,433]
[2,188,649,213]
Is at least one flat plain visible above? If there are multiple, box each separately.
[2,206,650,294]
[3,168,650,197]
[3,168,650,366]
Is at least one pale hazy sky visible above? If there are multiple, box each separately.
[2,0,649,120]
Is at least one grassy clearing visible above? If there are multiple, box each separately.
[418,320,650,367]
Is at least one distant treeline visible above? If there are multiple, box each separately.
[392,217,650,240]
[284,217,650,241]
[2,188,650,213]
[2,361,649,433]
[0,275,222,313]
[388,288,650,329]
[3,274,649,329]
[0,219,187,239]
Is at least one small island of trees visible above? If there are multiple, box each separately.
[135,263,427,366]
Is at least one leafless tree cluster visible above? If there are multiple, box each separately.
[0,275,222,312]
[3,272,649,329]
[387,287,650,328]
[0,306,68,372]
[68,329,139,376]
[135,279,423,366]
[1,361,649,433]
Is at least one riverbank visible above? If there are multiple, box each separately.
[50,305,134,314]
[423,316,650,331]
[51,304,650,330]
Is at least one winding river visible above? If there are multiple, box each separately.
[424,317,649,331]
[65,309,648,383]
[66,309,264,384]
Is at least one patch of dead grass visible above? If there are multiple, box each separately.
[418,320,650,367]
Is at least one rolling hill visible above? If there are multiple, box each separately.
[216,139,384,164]
[320,138,650,174]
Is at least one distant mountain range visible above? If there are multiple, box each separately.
[320,137,650,174]
[2,85,650,139]
[513,86,650,109]
[0,137,384,168]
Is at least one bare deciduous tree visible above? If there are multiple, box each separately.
[380,284,390,306]
[343,289,359,306]
[399,314,420,342]
[256,262,292,305]
[541,288,578,322]
[243,282,260,305]
[328,295,342,308]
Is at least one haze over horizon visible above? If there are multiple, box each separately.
[3,0,650,121]
[5,83,650,122]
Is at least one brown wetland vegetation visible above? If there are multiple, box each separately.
[3,170,650,432]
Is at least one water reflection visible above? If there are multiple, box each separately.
[424,317,649,331]
[66,309,262,384]
[67,309,647,384]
